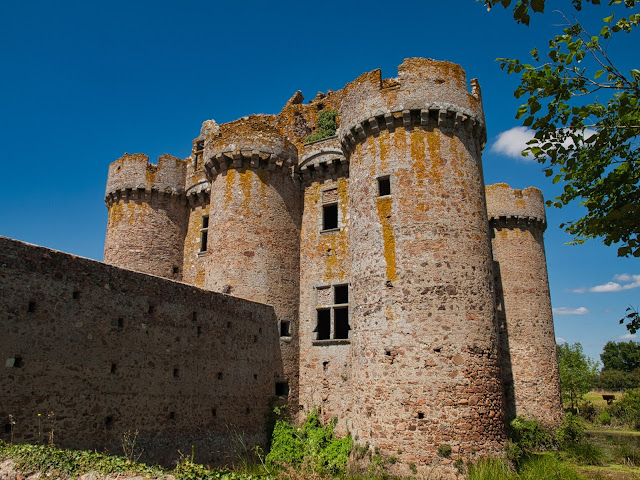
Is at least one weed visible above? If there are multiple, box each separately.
[518,454,581,480]
[467,456,515,480]
[436,444,452,458]
[408,462,417,474]
[46,411,55,447]
[612,443,640,467]
[121,429,143,463]
[7,415,15,444]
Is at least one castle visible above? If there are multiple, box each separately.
[1,58,562,475]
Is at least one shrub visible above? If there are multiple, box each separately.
[555,413,585,447]
[507,416,552,464]
[599,410,611,426]
[305,110,338,143]
[265,409,351,476]
[609,388,640,429]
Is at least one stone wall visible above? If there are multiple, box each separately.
[0,236,280,467]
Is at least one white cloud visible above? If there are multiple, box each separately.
[490,127,535,160]
[553,306,590,315]
[617,333,638,340]
[491,127,597,161]
[556,337,566,344]
[572,274,640,293]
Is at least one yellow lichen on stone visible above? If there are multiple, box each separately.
[410,129,427,182]
[377,196,397,282]
[224,169,235,206]
[426,130,442,184]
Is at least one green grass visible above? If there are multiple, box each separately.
[0,441,270,480]
[583,392,621,409]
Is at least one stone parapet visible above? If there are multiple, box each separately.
[105,154,186,205]
[202,116,298,178]
[338,58,486,152]
[297,137,347,183]
[485,183,547,228]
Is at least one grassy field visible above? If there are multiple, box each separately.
[583,391,622,409]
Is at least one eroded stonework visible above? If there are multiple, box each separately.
[1,58,562,476]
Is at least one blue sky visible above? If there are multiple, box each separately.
[1,0,638,362]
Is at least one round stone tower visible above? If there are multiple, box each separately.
[104,153,187,280]
[202,117,302,406]
[486,183,563,427]
[340,59,505,470]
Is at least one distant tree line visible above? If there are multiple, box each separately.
[594,340,640,390]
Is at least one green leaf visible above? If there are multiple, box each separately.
[594,69,605,79]
[531,0,545,13]
[604,14,614,23]
[631,69,640,81]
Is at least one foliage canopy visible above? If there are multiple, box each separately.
[601,340,640,371]
[557,342,599,410]
[484,0,640,258]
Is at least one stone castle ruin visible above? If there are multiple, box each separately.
[1,58,562,474]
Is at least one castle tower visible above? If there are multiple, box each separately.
[486,183,563,426]
[104,153,187,280]
[339,59,505,469]
[202,117,302,405]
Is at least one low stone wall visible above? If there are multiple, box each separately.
[0,236,280,467]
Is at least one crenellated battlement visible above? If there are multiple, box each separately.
[202,116,298,179]
[338,58,486,153]
[486,183,547,229]
[105,153,186,206]
[297,137,347,183]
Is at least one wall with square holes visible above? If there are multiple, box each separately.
[0,236,279,467]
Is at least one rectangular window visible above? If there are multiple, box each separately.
[322,203,338,230]
[280,320,291,337]
[316,309,331,340]
[378,176,391,196]
[275,381,290,396]
[315,284,350,342]
[200,215,209,252]
[334,307,350,339]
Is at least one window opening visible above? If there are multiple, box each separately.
[280,320,290,337]
[316,309,331,340]
[334,284,348,304]
[275,381,290,396]
[28,302,36,313]
[315,284,350,341]
[378,176,391,196]
[334,307,350,339]
[200,215,209,252]
[322,203,338,230]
